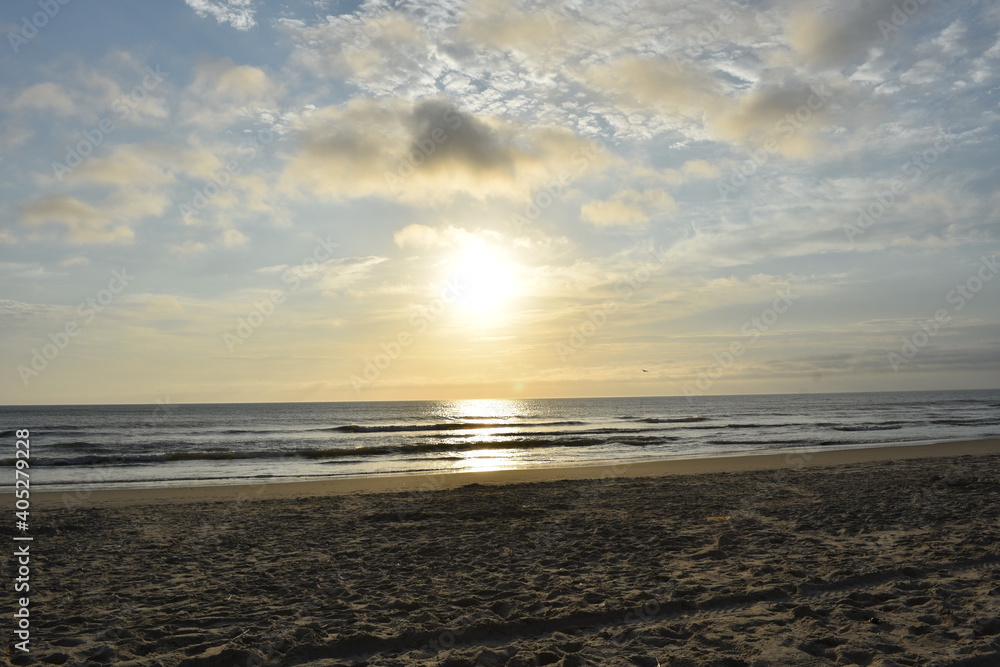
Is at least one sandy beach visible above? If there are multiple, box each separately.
[6,439,1000,665]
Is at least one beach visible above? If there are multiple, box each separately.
[7,439,1000,666]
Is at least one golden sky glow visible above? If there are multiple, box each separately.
[1,1,999,404]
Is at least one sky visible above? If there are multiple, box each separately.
[1,0,998,405]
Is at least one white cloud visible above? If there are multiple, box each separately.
[73,144,180,187]
[315,256,388,293]
[220,226,249,247]
[581,189,676,227]
[18,188,168,244]
[184,0,256,31]
[59,256,91,268]
[9,83,76,115]
[0,298,70,319]
[19,194,130,244]
[180,58,281,128]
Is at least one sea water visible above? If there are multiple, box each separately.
[2,389,998,492]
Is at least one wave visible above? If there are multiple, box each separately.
[442,415,519,421]
[51,441,113,451]
[214,428,290,435]
[706,439,815,446]
[2,425,83,435]
[636,417,707,424]
[723,422,811,429]
[930,418,1000,426]
[430,426,662,440]
[324,420,585,434]
[816,436,912,447]
[831,423,905,432]
[0,435,662,468]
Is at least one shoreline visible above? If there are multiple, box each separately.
[20,436,1000,508]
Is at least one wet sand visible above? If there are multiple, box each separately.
[6,439,1000,665]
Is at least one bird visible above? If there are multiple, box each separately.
[641,369,649,373]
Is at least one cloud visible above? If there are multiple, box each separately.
[19,194,133,244]
[0,299,69,319]
[456,0,582,60]
[256,256,390,295]
[18,189,168,244]
[393,224,439,249]
[640,159,722,187]
[678,159,719,180]
[394,224,465,249]
[188,59,275,105]
[393,223,494,250]
[0,263,50,281]
[284,97,607,203]
[585,56,725,124]
[106,188,170,221]
[73,144,179,187]
[315,256,388,293]
[181,58,280,127]
[785,0,922,71]
[587,52,843,158]
[712,75,838,158]
[145,295,185,315]
[59,256,91,268]
[220,226,249,247]
[9,83,77,115]
[70,143,239,188]
[64,142,279,235]
[184,0,256,31]
[170,241,209,257]
[285,11,426,81]
[581,189,676,227]
[0,121,34,159]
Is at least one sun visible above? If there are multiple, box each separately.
[448,241,520,316]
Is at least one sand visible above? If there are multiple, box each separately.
[5,440,1000,666]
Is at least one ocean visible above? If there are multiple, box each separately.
[3,389,999,493]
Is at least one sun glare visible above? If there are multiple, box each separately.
[453,449,521,473]
[449,241,520,316]
[441,398,524,420]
